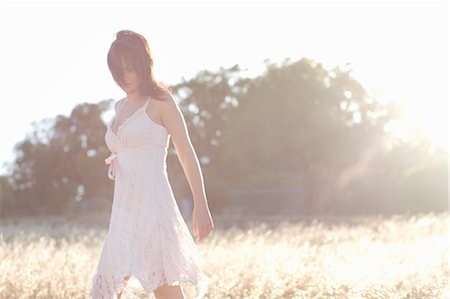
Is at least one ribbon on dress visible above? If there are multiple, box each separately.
[105,152,117,180]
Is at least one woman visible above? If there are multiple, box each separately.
[91,30,214,299]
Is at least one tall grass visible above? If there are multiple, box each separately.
[0,212,448,298]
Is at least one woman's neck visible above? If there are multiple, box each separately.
[126,91,147,103]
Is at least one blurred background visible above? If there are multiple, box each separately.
[0,1,448,298]
[0,0,447,224]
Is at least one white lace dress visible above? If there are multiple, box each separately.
[90,97,209,299]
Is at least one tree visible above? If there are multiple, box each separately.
[219,57,393,214]
[5,99,114,216]
[168,64,246,212]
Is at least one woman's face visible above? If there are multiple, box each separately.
[119,57,141,92]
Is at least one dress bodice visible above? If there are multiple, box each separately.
[104,97,170,180]
[92,96,209,299]
[105,98,169,153]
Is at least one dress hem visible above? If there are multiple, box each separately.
[138,271,209,299]
[104,270,209,299]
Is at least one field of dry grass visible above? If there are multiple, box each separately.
[0,212,448,299]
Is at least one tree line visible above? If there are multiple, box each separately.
[0,57,447,218]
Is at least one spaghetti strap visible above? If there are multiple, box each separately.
[143,97,150,110]
[94,92,209,299]
[118,98,127,110]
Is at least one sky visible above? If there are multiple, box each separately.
[0,0,448,176]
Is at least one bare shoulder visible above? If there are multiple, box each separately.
[149,91,174,108]
[155,91,191,154]
[146,91,175,127]
[158,91,176,107]
[153,91,179,118]
[114,97,126,112]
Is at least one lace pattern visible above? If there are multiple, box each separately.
[91,97,209,298]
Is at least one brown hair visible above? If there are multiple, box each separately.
[107,30,173,100]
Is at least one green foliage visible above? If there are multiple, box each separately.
[2,99,114,216]
[0,57,446,217]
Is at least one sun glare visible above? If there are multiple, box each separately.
[354,62,448,153]
[381,94,448,152]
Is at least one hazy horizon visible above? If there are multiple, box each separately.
[0,0,448,175]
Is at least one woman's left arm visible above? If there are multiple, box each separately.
[159,93,214,242]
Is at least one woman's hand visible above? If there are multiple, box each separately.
[192,203,214,242]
